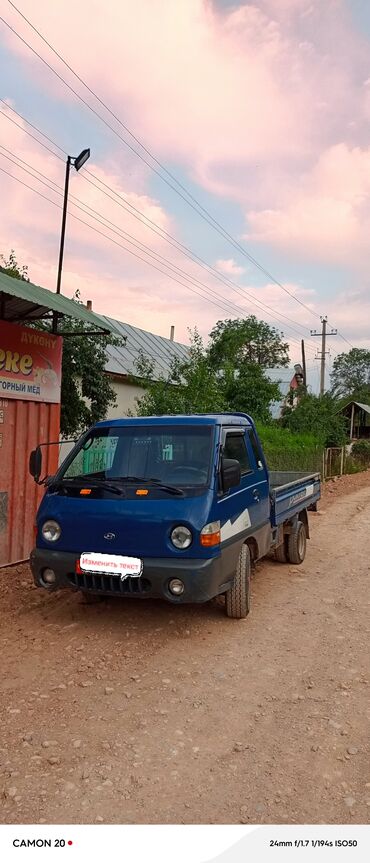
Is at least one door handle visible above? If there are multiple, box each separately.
[252,488,260,501]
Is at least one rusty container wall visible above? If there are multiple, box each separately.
[0,399,60,566]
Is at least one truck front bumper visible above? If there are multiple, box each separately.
[30,547,235,604]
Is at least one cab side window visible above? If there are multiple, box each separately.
[223,432,252,476]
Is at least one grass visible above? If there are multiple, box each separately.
[256,423,323,472]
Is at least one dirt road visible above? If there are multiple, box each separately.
[1,475,370,825]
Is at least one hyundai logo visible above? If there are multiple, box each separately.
[104,532,116,541]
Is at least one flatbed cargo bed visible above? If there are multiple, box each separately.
[269,471,321,526]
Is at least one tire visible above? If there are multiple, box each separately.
[274,538,288,563]
[225,544,251,619]
[287,520,307,565]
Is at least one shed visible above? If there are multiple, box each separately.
[337,401,370,440]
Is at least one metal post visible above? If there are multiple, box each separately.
[57,157,71,295]
[53,156,71,333]
[350,402,355,439]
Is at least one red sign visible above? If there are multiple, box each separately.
[0,321,62,403]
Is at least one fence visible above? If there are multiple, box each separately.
[264,447,324,474]
[323,447,345,480]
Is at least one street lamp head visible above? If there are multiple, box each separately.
[73,148,90,172]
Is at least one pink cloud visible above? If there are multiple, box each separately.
[2,1,370,354]
[245,143,370,265]
[215,259,245,276]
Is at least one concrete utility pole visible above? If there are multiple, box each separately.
[310,316,337,395]
[301,340,307,391]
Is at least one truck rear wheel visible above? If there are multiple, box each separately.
[287,521,306,565]
[225,543,251,619]
[274,539,288,563]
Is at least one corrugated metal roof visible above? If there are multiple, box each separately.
[102,316,190,380]
[339,400,370,415]
[0,270,117,333]
[353,401,370,414]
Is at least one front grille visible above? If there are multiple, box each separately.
[67,572,151,595]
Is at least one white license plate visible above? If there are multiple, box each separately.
[80,552,143,579]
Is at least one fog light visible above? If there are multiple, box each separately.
[42,568,56,585]
[169,578,185,596]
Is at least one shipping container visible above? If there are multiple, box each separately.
[0,398,60,566]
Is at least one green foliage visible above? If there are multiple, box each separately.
[222,362,281,424]
[256,423,323,472]
[351,440,370,465]
[344,456,365,475]
[208,316,289,369]
[57,291,125,437]
[133,322,286,422]
[133,330,227,416]
[0,249,29,281]
[331,348,370,398]
[281,392,347,448]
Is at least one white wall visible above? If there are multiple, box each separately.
[58,374,145,465]
[106,375,145,419]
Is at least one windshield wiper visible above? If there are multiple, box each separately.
[49,477,124,496]
[111,476,184,496]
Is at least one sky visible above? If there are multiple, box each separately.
[1,0,370,392]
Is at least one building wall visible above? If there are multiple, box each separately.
[106,375,145,419]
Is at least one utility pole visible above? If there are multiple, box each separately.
[310,316,337,395]
[301,339,307,391]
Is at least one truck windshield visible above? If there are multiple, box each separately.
[59,425,213,488]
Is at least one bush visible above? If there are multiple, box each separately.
[351,440,370,465]
[256,423,323,472]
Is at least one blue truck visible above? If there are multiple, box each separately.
[29,413,321,619]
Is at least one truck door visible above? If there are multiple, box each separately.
[219,426,270,557]
[246,426,270,531]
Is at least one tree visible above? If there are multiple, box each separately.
[1,252,123,436]
[331,348,370,399]
[281,392,347,447]
[133,324,283,422]
[208,316,289,369]
[58,301,124,437]
[0,249,29,281]
[134,330,227,416]
[222,361,281,424]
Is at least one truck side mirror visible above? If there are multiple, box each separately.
[221,457,241,493]
[29,446,42,483]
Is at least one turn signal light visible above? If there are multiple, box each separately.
[136,489,149,496]
[200,520,221,547]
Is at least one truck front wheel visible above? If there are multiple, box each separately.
[287,521,307,565]
[225,543,251,619]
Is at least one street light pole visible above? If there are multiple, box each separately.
[53,148,90,333]
[56,155,72,297]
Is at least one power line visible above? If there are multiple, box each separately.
[0,101,321,347]
[4,162,317,333]
[327,322,354,350]
[1,5,321,320]
[0,148,279,323]
[1,147,325,358]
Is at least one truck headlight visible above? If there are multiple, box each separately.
[41,520,61,542]
[170,525,192,549]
